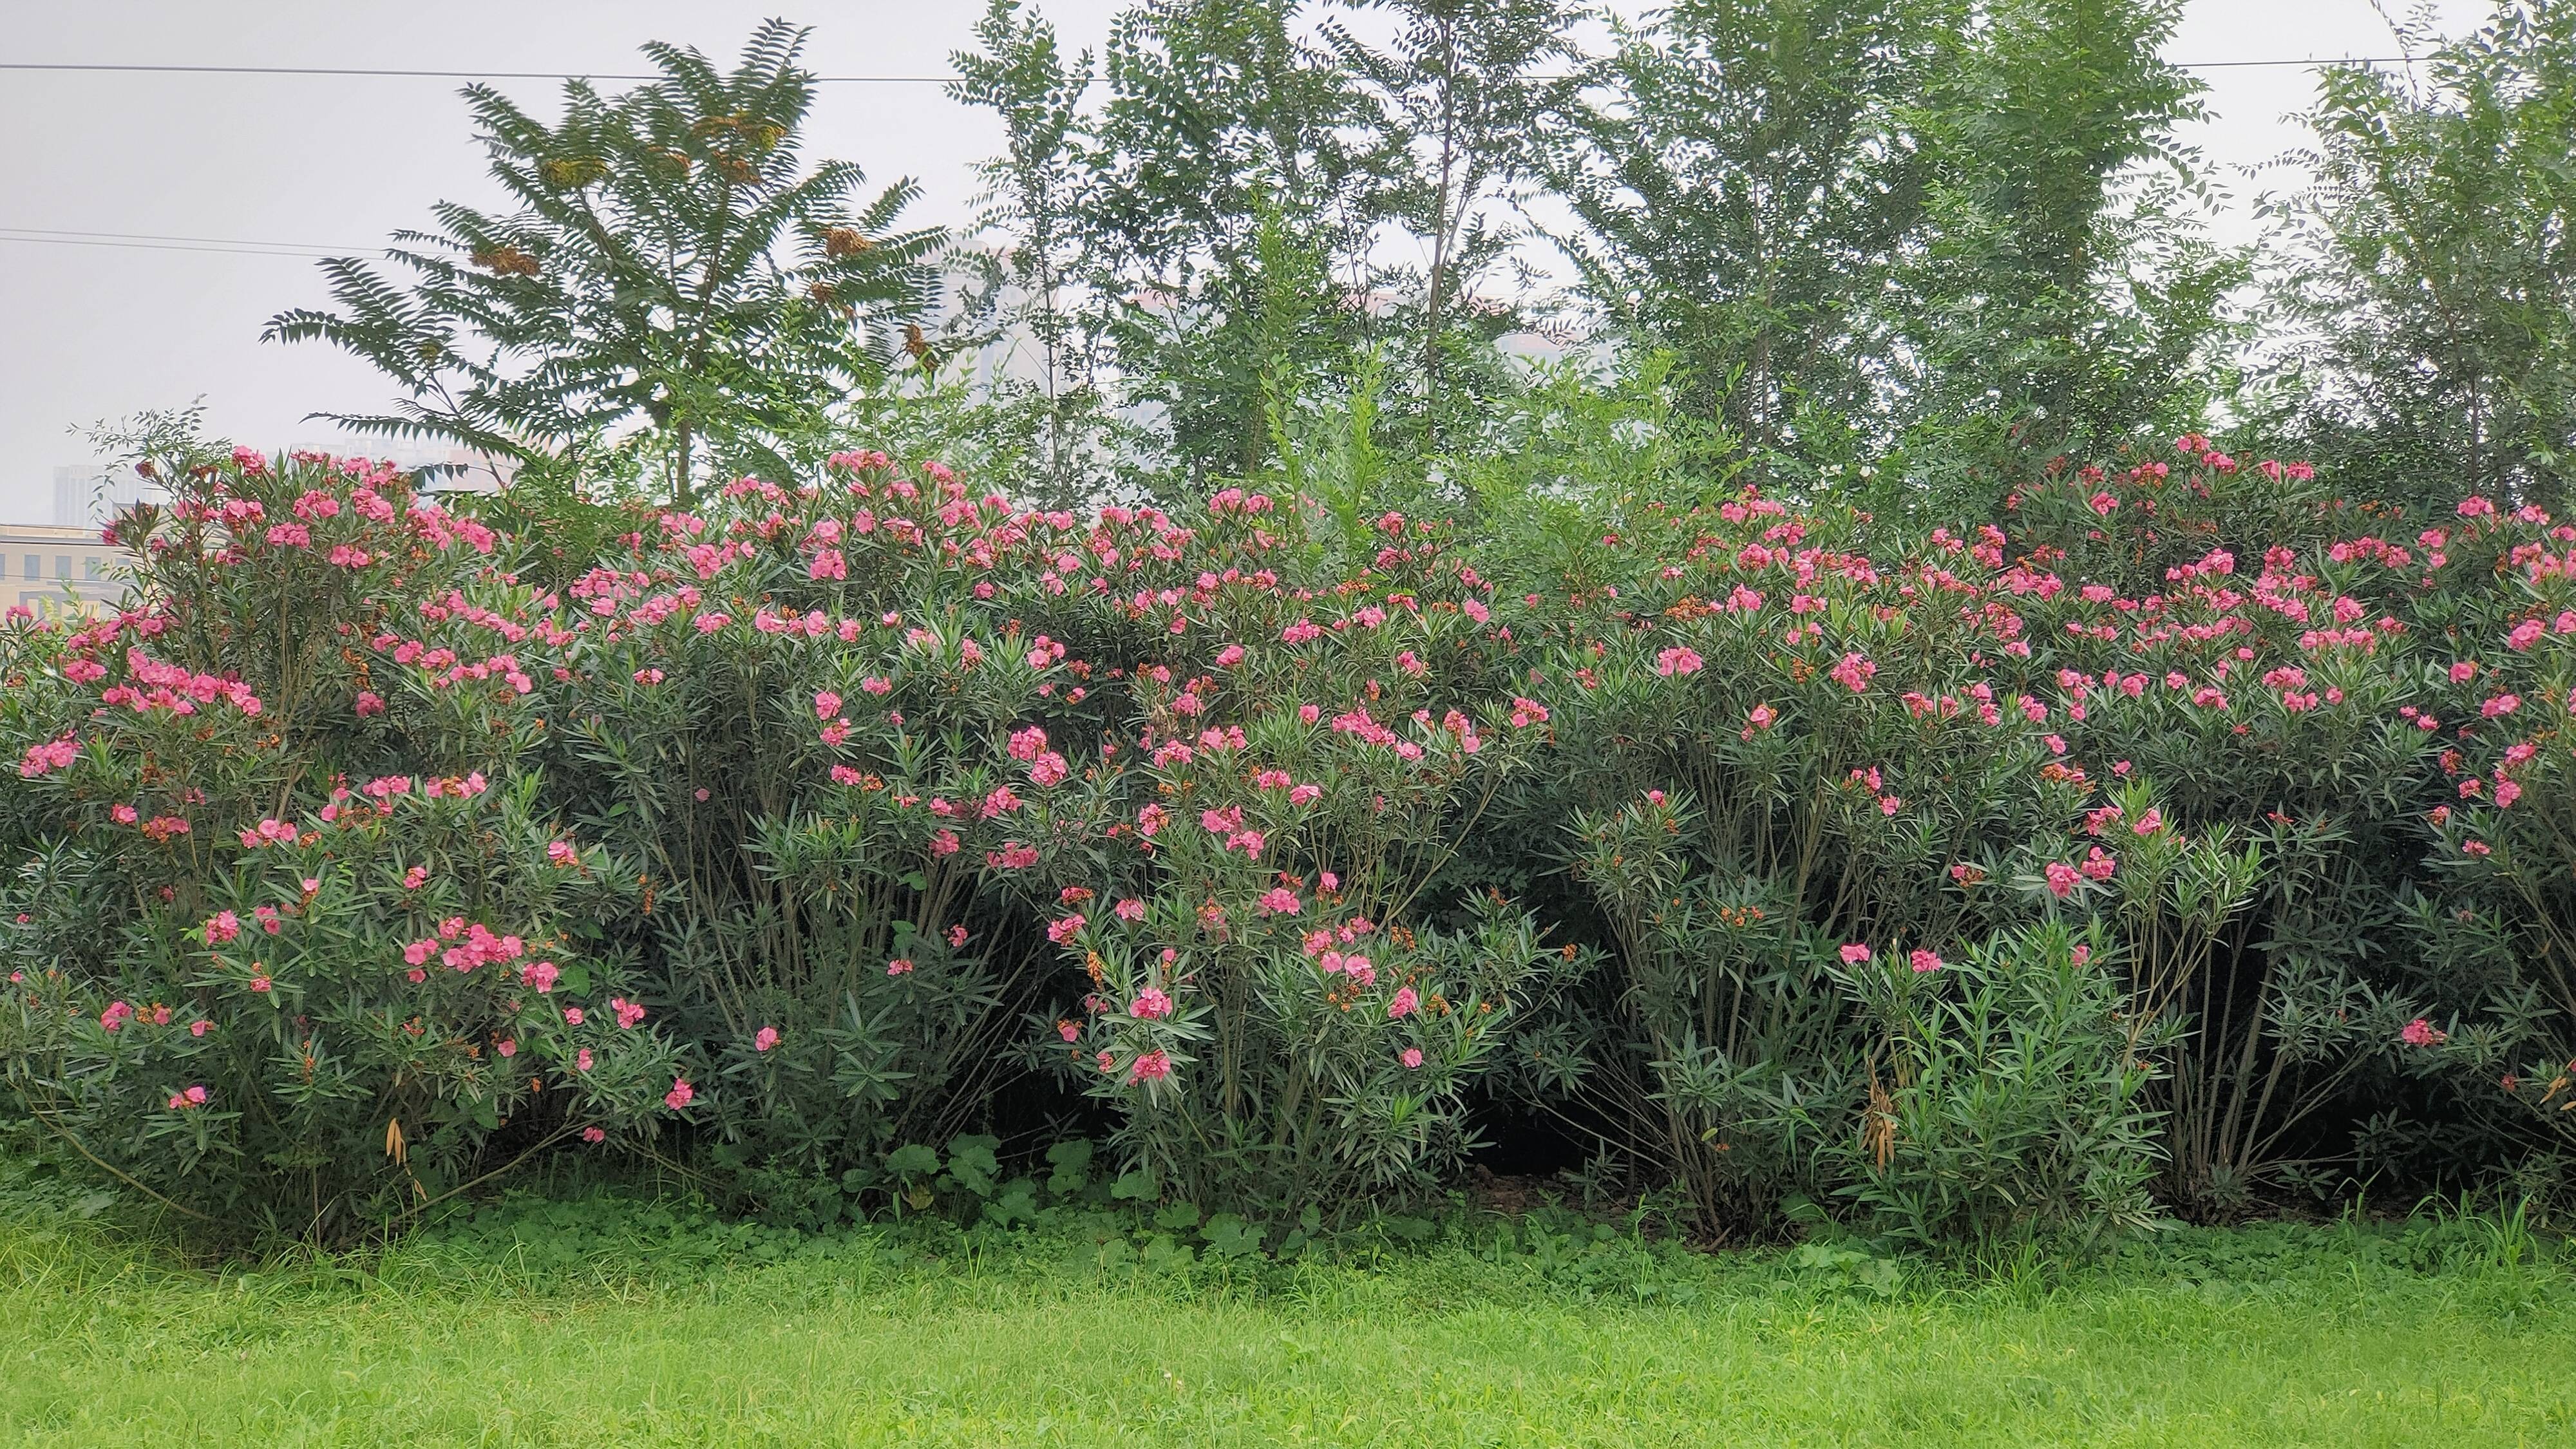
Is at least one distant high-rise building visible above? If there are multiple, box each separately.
[52,464,164,527]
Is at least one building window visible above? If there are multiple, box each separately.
[84,557,104,580]
[20,556,35,580]
[55,557,71,580]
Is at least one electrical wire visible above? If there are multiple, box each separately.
[0,48,2437,262]
[0,62,951,81]
[0,232,341,259]
[0,56,2427,83]
[0,226,366,256]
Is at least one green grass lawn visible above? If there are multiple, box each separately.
[3,1199,2570,1447]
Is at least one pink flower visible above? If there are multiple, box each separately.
[2070,944,2092,967]
[1256,887,1301,916]
[664,1078,695,1110]
[610,996,646,1029]
[582,1126,606,1143]
[1401,1048,1425,1070]
[204,911,242,946]
[2399,1018,2447,1047]
[237,819,299,849]
[522,960,560,993]
[1839,943,1871,965]
[547,840,580,868]
[1047,913,1086,944]
[2044,861,2081,898]
[1828,652,1877,693]
[1908,949,1944,974]
[100,1000,133,1033]
[576,1047,593,1071]
[17,735,77,778]
[1128,1050,1173,1083]
[754,1025,780,1052]
[2131,808,2164,836]
[887,958,914,976]
[1388,986,1420,1019]
[1654,646,1704,677]
[1115,898,1146,923]
[1130,988,1173,1020]
[2079,847,2116,881]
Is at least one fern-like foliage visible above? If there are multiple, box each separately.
[266,19,945,501]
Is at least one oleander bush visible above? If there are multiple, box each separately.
[0,451,674,1239]
[5,433,2574,1247]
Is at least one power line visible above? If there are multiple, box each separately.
[0,56,2427,84]
[0,231,343,260]
[2179,55,2418,69]
[1,226,368,256]
[0,62,952,82]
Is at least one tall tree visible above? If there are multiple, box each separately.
[267,21,943,504]
[1895,0,2235,477]
[1545,0,2230,498]
[2257,1,2576,513]
[1080,0,1393,482]
[1323,0,1584,446]
[952,0,1586,489]
[1544,0,1951,462]
[949,0,1103,498]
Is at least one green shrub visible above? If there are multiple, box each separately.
[5,433,2573,1248]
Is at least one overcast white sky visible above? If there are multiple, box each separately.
[0,0,2495,520]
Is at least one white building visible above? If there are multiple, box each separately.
[52,463,164,527]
